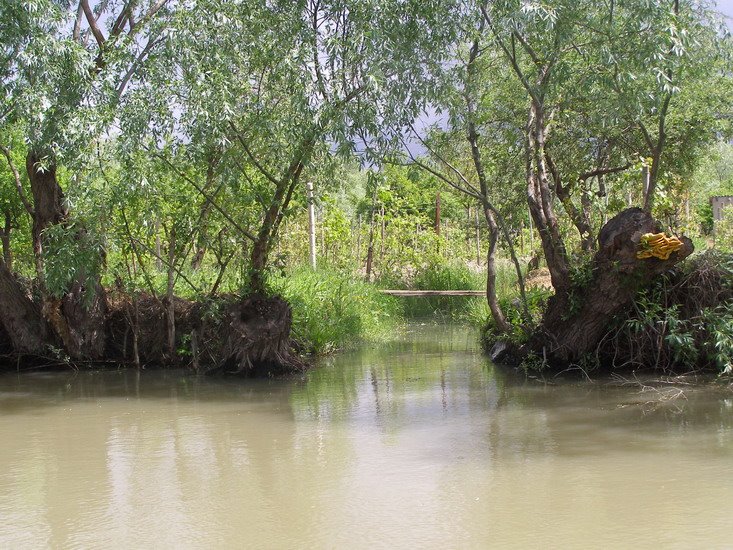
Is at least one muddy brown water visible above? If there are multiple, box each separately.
[1,323,732,549]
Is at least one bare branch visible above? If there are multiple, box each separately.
[579,163,631,182]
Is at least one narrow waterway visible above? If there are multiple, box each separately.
[1,323,732,549]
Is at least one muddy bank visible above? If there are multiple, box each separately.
[0,289,305,376]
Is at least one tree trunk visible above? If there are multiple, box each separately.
[483,207,511,333]
[166,228,176,357]
[248,158,306,293]
[1,211,12,270]
[0,260,49,355]
[545,153,595,253]
[579,187,595,252]
[217,294,303,376]
[526,105,571,295]
[475,207,481,266]
[26,151,107,360]
[537,207,693,363]
[191,155,218,270]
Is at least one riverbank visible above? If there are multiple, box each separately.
[482,250,733,376]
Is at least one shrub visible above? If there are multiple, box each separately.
[401,260,484,318]
[608,251,733,373]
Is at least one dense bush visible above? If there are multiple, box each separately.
[400,261,485,318]
[605,251,733,373]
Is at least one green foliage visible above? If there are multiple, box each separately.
[479,286,551,349]
[518,352,546,373]
[714,207,733,252]
[42,222,103,303]
[0,0,730,373]
[563,254,595,320]
[701,305,733,374]
[620,252,733,373]
[272,268,402,354]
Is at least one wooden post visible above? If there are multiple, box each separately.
[435,191,441,255]
[356,213,362,265]
[366,179,378,281]
[306,181,316,270]
[379,205,385,260]
[320,209,325,258]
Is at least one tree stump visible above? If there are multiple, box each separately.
[537,207,694,363]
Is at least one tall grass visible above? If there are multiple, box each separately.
[272,268,402,354]
[463,259,525,326]
[400,259,520,320]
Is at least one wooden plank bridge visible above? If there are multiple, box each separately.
[379,290,485,297]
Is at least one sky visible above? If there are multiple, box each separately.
[718,0,733,24]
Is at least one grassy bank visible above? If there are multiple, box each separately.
[272,268,402,354]
[375,260,521,321]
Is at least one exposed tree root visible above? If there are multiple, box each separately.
[0,288,306,376]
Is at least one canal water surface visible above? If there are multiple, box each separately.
[1,323,732,548]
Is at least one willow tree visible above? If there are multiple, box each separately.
[0,0,172,359]
[477,0,729,361]
[125,0,461,294]
[104,0,463,371]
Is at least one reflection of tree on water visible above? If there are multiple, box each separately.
[289,323,504,443]
[2,326,733,547]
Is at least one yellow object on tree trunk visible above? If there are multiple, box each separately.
[636,232,684,260]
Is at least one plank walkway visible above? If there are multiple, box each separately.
[379,290,485,297]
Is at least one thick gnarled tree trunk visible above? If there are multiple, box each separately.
[0,261,49,355]
[26,151,107,360]
[536,207,693,363]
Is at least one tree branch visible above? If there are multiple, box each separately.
[116,34,164,96]
[407,123,483,197]
[151,151,257,243]
[481,3,540,104]
[0,145,34,217]
[578,163,631,182]
[73,2,84,41]
[228,122,282,187]
[80,0,106,48]
[130,0,169,36]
